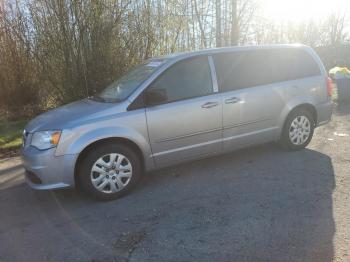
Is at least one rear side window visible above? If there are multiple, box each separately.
[288,49,321,79]
[213,50,271,91]
[149,56,213,103]
[213,48,321,92]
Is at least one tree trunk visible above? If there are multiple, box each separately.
[216,0,221,47]
[230,0,238,45]
[192,0,207,48]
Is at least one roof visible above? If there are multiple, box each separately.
[154,44,310,62]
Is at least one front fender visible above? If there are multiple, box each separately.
[55,126,154,169]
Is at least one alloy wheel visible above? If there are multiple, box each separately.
[288,115,311,145]
[90,153,133,193]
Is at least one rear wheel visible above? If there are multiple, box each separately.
[279,109,315,151]
[78,143,142,201]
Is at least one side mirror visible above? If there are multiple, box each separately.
[144,88,168,105]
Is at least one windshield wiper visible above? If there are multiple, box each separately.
[88,95,121,103]
[88,95,107,102]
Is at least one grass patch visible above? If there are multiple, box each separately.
[0,118,28,152]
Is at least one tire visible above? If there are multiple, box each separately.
[77,143,142,201]
[278,108,315,151]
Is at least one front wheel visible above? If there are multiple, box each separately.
[78,143,142,201]
[279,109,315,151]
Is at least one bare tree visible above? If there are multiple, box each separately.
[230,0,238,45]
[216,0,222,47]
[323,11,348,46]
[0,0,349,117]
[192,0,207,48]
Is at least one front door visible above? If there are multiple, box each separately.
[145,56,222,167]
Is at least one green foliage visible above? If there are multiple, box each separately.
[0,118,27,151]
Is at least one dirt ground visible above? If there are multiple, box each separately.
[0,104,350,262]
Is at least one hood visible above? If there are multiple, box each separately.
[25,99,121,133]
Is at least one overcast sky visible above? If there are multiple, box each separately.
[259,0,349,23]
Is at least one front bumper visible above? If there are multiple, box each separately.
[21,146,78,190]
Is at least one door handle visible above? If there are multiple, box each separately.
[201,101,219,109]
[225,97,241,104]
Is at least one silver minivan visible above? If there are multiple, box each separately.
[22,44,333,200]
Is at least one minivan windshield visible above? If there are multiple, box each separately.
[95,59,166,102]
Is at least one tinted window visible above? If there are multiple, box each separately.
[213,49,321,92]
[288,49,321,79]
[149,56,213,103]
[269,49,321,81]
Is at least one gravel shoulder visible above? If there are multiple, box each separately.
[0,104,350,262]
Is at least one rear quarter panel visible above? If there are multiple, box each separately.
[276,46,330,136]
[277,76,329,134]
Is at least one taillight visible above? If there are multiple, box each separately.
[326,77,333,97]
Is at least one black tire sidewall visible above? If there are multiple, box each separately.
[280,109,315,150]
[78,143,142,201]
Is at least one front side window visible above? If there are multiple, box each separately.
[149,56,213,103]
[97,59,166,102]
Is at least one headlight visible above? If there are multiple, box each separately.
[31,130,62,150]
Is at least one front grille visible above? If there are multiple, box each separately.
[25,170,42,184]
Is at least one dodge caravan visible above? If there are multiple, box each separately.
[22,44,333,200]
